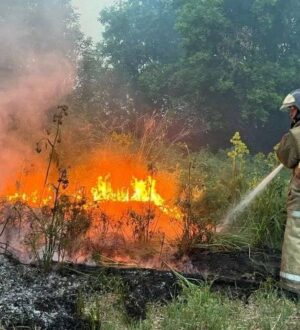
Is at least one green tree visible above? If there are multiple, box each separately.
[100,0,180,80]
[174,0,300,127]
[99,0,182,111]
[76,0,300,151]
[72,43,138,132]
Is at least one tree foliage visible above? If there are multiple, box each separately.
[83,0,300,150]
[72,44,138,131]
[2,0,299,150]
[100,0,181,82]
[175,0,300,124]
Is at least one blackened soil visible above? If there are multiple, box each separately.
[0,248,281,329]
[188,247,280,280]
[61,248,281,318]
[186,247,281,299]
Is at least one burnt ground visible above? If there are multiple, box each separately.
[0,248,282,329]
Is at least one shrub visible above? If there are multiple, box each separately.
[177,132,289,251]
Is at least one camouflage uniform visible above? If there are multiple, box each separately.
[277,122,300,292]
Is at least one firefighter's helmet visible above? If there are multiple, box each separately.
[280,89,300,111]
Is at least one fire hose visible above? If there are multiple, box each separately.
[219,163,284,231]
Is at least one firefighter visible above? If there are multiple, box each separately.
[277,89,300,293]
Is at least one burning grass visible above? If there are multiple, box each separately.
[0,105,188,266]
[0,114,185,267]
[0,107,290,270]
[0,166,183,267]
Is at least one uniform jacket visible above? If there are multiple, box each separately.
[277,121,300,291]
[276,121,300,212]
[277,121,300,169]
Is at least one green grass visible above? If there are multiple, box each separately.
[77,276,300,330]
[177,147,290,251]
[131,283,300,330]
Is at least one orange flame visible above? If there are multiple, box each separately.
[1,149,183,245]
[91,175,170,212]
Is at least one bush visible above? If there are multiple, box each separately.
[177,132,289,251]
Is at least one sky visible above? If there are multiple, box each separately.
[72,0,115,41]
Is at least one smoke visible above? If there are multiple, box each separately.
[0,1,78,191]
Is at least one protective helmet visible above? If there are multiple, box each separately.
[280,89,300,111]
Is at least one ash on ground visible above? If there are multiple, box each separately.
[0,253,180,329]
[0,248,281,329]
[0,254,86,329]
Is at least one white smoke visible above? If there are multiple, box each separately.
[0,1,79,191]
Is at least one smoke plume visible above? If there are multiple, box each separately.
[0,1,79,191]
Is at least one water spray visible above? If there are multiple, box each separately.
[218,164,284,231]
